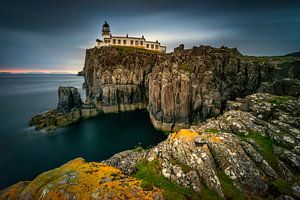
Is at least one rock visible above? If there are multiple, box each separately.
[77,70,84,76]
[194,136,207,146]
[292,183,300,199]
[0,158,163,200]
[57,86,82,113]
[83,45,300,131]
[103,149,146,175]
[30,87,99,130]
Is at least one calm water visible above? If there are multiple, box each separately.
[0,74,165,189]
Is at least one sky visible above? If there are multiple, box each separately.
[0,0,299,73]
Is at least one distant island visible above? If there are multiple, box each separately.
[285,51,300,57]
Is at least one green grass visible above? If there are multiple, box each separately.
[217,172,244,200]
[113,46,162,54]
[244,55,300,64]
[266,96,295,105]
[238,133,279,172]
[200,184,222,200]
[205,128,221,134]
[133,159,201,200]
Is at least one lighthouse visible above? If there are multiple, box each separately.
[96,21,166,53]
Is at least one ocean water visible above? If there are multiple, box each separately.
[0,74,165,189]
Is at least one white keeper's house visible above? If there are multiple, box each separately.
[96,21,166,53]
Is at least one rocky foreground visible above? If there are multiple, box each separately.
[2,93,300,199]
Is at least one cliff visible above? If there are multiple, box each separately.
[3,93,300,199]
[83,45,300,131]
[103,93,300,199]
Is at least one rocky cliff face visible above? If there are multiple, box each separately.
[83,45,300,131]
[104,93,300,199]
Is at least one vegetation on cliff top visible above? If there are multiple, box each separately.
[114,46,163,54]
[244,55,300,64]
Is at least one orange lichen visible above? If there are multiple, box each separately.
[0,158,163,200]
[170,129,199,144]
[0,181,29,200]
[210,133,221,143]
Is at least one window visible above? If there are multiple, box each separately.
[105,39,110,43]
[113,39,116,44]
[140,41,143,45]
[135,40,139,45]
[118,39,121,44]
[123,40,126,45]
[155,45,158,49]
[151,44,154,49]
[146,44,149,48]
[130,40,134,45]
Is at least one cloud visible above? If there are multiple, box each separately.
[0,0,299,69]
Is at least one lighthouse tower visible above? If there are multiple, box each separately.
[102,21,110,39]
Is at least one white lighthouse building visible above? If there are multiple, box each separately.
[96,21,166,53]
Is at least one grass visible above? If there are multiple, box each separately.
[200,184,222,200]
[113,45,163,54]
[217,172,244,200]
[205,128,221,134]
[238,133,279,172]
[266,96,295,105]
[133,159,201,200]
[244,55,300,64]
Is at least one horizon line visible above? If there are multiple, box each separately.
[0,69,80,74]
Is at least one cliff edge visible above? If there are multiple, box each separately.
[83,45,300,131]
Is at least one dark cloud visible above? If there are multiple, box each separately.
[0,0,299,71]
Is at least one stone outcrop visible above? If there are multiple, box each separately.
[83,45,300,131]
[57,86,82,113]
[0,158,163,200]
[30,87,98,130]
[103,93,300,199]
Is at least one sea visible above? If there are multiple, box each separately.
[0,74,165,189]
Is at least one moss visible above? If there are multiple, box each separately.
[217,172,244,200]
[267,96,295,105]
[170,158,192,174]
[238,133,279,172]
[134,159,201,200]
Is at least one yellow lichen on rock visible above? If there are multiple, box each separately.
[170,129,199,144]
[0,158,163,200]
[210,133,221,143]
